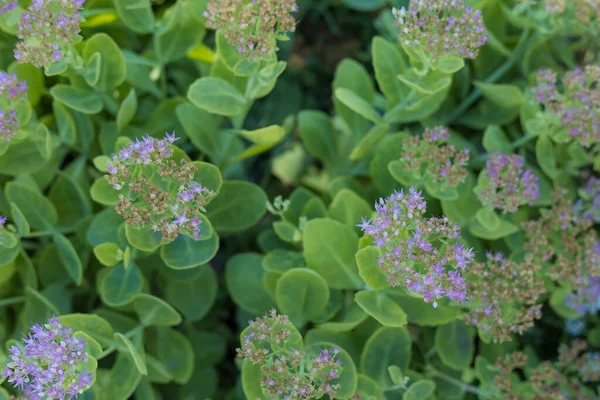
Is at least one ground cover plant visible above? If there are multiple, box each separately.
[0,0,598,398]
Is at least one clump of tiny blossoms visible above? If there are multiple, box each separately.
[0,214,7,239]
[465,252,545,342]
[575,176,600,223]
[357,188,474,307]
[543,0,600,33]
[401,126,470,188]
[531,65,600,147]
[392,0,489,60]
[0,71,27,143]
[476,152,539,213]
[105,133,215,242]
[0,0,17,16]
[236,309,342,399]
[203,0,298,60]
[2,317,92,399]
[15,0,85,68]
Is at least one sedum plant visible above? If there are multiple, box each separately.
[0,0,597,399]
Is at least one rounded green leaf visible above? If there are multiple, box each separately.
[549,288,580,319]
[334,88,382,123]
[93,243,122,267]
[117,88,137,133]
[160,232,219,269]
[385,290,461,326]
[474,81,523,109]
[206,181,267,234]
[437,55,465,74]
[83,33,126,91]
[99,263,144,307]
[262,249,305,274]
[354,291,407,327]
[125,225,162,252]
[241,360,263,400]
[434,320,475,371]
[50,85,103,114]
[302,218,363,289]
[187,77,248,116]
[357,374,384,400]
[114,333,147,375]
[226,253,274,315]
[475,207,501,231]
[134,293,182,327]
[53,233,83,285]
[275,268,329,327]
[318,303,369,332]
[403,379,435,400]
[113,0,155,33]
[307,342,358,398]
[328,188,372,231]
[153,327,194,384]
[59,314,115,347]
[6,182,57,230]
[482,125,512,154]
[361,326,412,387]
[165,264,217,321]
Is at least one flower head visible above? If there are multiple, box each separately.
[105,133,215,242]
[464,252,545,342]
[2,317,92,399]
[15,0,85,67]
[400,126,470,188]
[0,0,17,15]
[476,152,539,213]
[0,71,27,143]
[532,65,600,147]
[358,188,472,307]
[392,0,488,60]
[204,0,298,60]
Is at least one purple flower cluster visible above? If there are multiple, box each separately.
[15,0,85,67]
[465,252,544,342]
[575,176,600,223]
[566,275,600,316]
[401,126,470,188]
[0,71,27,143]
[203,0,298,60]
[0,214,6,240]
[392,0,489,61]
[236,308,292,364]
[578,352,600,382]
[476,152,540,213]
[2,317,92,399]
[105,133,215,242]
[358,188,473,307]
[0,0,17,16]
[532,65,600,148]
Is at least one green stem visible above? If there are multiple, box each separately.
[511,133,536,149]
[443,29,534,124]
[0,296,26,308]
[22,227,75,238]
[427,367,490,398]
[99,325,144,359]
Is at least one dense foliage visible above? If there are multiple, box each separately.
[0,0,598,399]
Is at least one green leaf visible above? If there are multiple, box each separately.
[388,159,420,186]
[474,81,523,108]
[93,243,122,267]
[99,263,144,307]
[225,253,274,315]
[372,36,406,105]
[59,313,115,347]
[403,379,436,400]
[302,218,363,290]
[385,290,461,326]
[437,55,465,74]
[125,225,163,252]
[361,326,412,387]
[233,59,259,76]
[112,0,155,33]
[50,85,103,114]
[397,72,452,95]
[355,291,407,327]
[234,125,287,160]
[469,219,519,240]
[475,207,501,231]
[482,125,512,154]
[241,360,263,399]
[350,123,390,160]
[333,58,375,134]
[114,333,147,375]
[318,303,368,332]
[206,181,266,234]
[246,61,287,100]
[297,110,337,164]
[52,100,77,145]
[307,343,358,397]
[275,268,330,326]
[435,320,475,371]
[343,0,387,11]
[154,1,202,64]
[153,327,194,384]
[160,231,219,269]
[165,265,217,321]
[356,246,390,291]
[53,233,83,285]
[90,178,119,206]
[536,135,559,179]
[0,138,47,175]
[334,88,382,123]
[328,188,372,231]
[549,288,580,319]
[262,249,305,274]
[5,182,57,230]
[215,30,244,72]
[117,89,137,133]
[10,202,30,236]
[134,293,182,327]
[83,52,101,87]
[9,62,45,106]
[103,353,143,399]
[187,77,247,116]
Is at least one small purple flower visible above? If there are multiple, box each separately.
[173,210,190,226]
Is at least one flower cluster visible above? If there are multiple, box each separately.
[0,0,17,16]
[575,176,600,223]
[2,317,92,399]
[566,275,600,316]
[476,152,539,213]
[392,0,489,60]
[464,252,545,342]
[544,0,600,33]
[0,71,27,143]
[357,188,474,307]
[203,0,298,60]
[105,133,215,242]
[531,65,600,147]
[0,215,7,237]
[400,126,470,188]
[494,340,600,400]
[15,0,85,67]
[236,309,343,399]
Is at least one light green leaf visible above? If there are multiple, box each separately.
[435,320,475,371]
[335,88,382,123]
[115,333,147,375]
[474,81,523,108]
[50,85,103,114]
[53,233,83,285]
[361,326,412,387]
[187,77,247,117]
[117,89,137,133]
[134,293,182,327]
[275,268,330,326]
[226,253,274,315]
[99,263,144,307]
[355,291,407,327]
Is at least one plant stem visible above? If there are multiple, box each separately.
[98,325,144,359]
[427,366,490,398]
[22,227,75,238]
[0,296,26,308]
[443,29,533,125]
[511,133,536,149]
